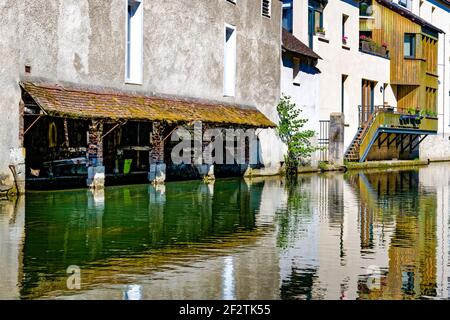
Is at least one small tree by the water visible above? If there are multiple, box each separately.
[276,95,317,176]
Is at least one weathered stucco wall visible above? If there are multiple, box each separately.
[0,1,22,191]
[18,0,281,111]
[0,0,283,189]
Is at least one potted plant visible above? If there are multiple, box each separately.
[342,35,348,45]
[316,27,326,37]
[381,42,388,55]
[407,107,418,115]
[420,109,438,118]
[360,35,372,52]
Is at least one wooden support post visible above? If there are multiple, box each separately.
[378,133,390,148]
[387,133,399,148]
[411,135,427,151]
[401,134,414,154]
[397,134,407,149]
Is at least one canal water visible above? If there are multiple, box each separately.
[1,163,449,300]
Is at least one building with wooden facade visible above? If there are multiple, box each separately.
[388,0,450,162]
[351,0,444,162]
[282,0,448,163]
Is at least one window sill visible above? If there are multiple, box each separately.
[316,35,329,43]
[125,80,143,85]
[404,56,425,61]
[359,16,375,20]
[342,44,350,50]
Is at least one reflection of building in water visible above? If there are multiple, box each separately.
[356,168,439,299]
[0,197,25,299]
[278,172,392,300]
[419,165,449,298]
[277,175,320,300]
[18,178,284,299]
[279,166,445,300]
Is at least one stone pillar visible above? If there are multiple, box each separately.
[196,123,215,182]
[86,120,105,189]
[328,113,345,166]
[148,121,166,184]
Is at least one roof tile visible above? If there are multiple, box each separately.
[21,82,276,128]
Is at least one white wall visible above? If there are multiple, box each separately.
[291,0,394,150]
[280,54,320,165]
[281,60,320,133]
[415,1,450,160]
[0,197,25,300]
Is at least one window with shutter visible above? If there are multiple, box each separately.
[262,0,271,18]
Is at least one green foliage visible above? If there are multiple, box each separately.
[406,108,437,117]
[318,161,328,171]
[275,178,312,250]
[277,95,317,176]
[407,107,418,115]
[419,109,438,118]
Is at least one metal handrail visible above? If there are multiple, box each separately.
[358,105,396,146]
[344,127,362,157]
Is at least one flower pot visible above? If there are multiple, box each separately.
[316,32,326,38]
[361,41,371,52]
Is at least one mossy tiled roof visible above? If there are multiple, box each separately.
[21,82,276,128]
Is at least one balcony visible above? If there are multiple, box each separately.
[359,38,390,59]
[358,107,438,162]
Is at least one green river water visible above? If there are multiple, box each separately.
[1,163,449,300]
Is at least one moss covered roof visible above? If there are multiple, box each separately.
[21,82,276,128]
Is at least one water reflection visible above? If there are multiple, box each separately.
[0,164,449,299]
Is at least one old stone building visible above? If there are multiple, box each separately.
[0,0,283,193]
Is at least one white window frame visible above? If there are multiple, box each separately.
[223,24,237,97]
[398,0,412,10]
[262,0,271,18]
[125,0,144,85]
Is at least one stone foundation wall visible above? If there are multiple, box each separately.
[420,134,450,162]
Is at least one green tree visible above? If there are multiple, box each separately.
[277,95,317,176]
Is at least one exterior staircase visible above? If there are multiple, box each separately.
[344,105,438,163]
[344,127,364,162]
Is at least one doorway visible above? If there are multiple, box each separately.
[361,79,376,127]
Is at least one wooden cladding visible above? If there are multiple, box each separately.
[369,2,438,86]
[425,87,437,113]
[422,35,438,75]
[366,1,439,113]
[395,85,419,113]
